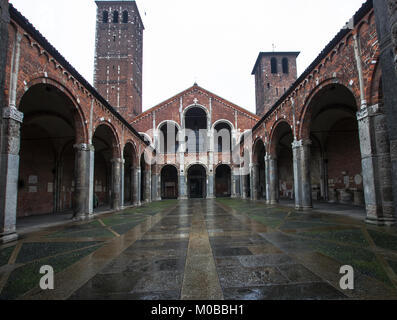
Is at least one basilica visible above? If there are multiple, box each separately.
[0,0,397,244]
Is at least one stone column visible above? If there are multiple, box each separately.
[144,166,151,203]
[267,155,279,205]
[73,144,94,220]
[231,167,237,198]
[357,104,395,225]
[252,164,259,200]
[374,0,397,223]
[120,158,125,209]
[151,166,161,201]
[0,107,23,243]
[133,167,141,206]
[110,158,122,211]
[207,172,215,199]
[292,139,313,210]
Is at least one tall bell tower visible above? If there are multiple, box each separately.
[94,0,144,121]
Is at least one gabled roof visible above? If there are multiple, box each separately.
[132,84,260,122]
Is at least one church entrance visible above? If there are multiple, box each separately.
[187,165,207,199]
[161,165,178,199]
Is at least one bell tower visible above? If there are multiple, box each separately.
[252,52,300,116]
[94,0,144,122]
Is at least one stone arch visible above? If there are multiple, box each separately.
[157,120,181,131]
[186,163,208,199]
[157,120,180,154]
[161,164,179,199]
[215,164,232,198]
[211,119,235,132]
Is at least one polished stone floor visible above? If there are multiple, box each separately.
[1,199,397,300]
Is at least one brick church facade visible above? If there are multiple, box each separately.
[1,0,397,243]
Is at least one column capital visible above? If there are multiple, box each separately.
[111,158,124,164]
[3,107,24,123]
[292,139,312,149]
[357,104,384,121]
[73,143,94,152]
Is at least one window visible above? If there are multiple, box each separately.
[103,11,109,23]
[282,58,289,74]
[122,11,128,23]
[113,11,119,23]
[271,57,278,74]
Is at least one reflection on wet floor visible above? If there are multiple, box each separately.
[1,199,397,300]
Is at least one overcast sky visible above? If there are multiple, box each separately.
[10,0,366,114]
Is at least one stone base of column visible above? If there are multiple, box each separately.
[207,195,215,199]
[231,194,238,199]
[365,205,396,226]
[0,231,18,244]
[72,213,94,222]
[269,200,278,205]
[365,216,396,226]
[178,196,188,200]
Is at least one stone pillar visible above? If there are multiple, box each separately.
[73,144,94,220]
[292,139,313,210]
[110,158,122,211]
[0,108,23,243]
[241,167,248,199]
[251,164,258,200]
[357,104,395,225]
[120,158,125,209]
[267,155,278,205]
[151,167,161,201]
[133,167,141,206]
[231,167,237,198]
[374,0,397,223]
[144,166,151,203]
[207,173,215,199]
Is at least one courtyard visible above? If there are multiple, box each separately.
[0,199,396,300]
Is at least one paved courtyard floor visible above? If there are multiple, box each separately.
[1,199,397,300]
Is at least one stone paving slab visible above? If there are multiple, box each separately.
[1,198,397,300]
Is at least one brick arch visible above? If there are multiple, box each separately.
[298,79,359,140]
[17,76,88,144]
[160,163,179,173]
[367,58,382,106]
[186,162,209,175]
[212,119,235,131]
[214,163,232,171]
[252,137,265,164]
[157,120,181,131]
[93,121,121,159]
[123,140,139,167]
[269,119,293,157]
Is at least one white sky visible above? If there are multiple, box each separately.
[10,0,366,114]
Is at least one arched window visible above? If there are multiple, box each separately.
[113,11,119,23]
[122,11,128,23]
[271,57,278,74]
[282,58,289,74]
[103,11,109,23]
